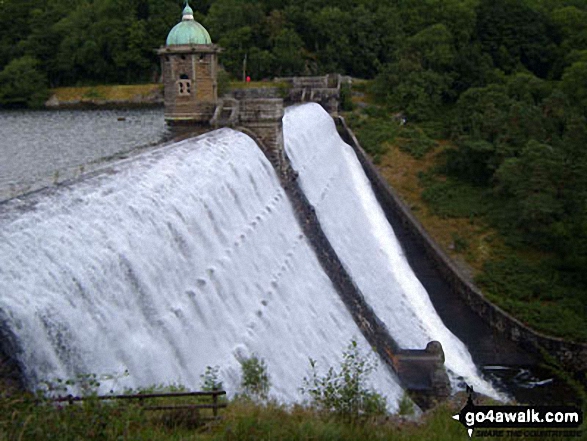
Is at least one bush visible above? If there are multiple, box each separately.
[301,340,387,421]
[240,355,270,400]
[398,392,416,416]
[353,116,397,157]
[420,176,491,219]
[397,126,437,158]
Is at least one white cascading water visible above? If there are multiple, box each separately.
[0,128,404,408]
[284,103,498,398]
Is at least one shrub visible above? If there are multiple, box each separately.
[398,392,416,416]
[216,68,232,97]
[301,339,387,421]
[397,126,437,158]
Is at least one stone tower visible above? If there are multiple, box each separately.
[157,2,220,124]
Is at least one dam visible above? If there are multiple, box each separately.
[0,104,496,410]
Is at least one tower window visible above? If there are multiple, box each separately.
[177,79,192,96]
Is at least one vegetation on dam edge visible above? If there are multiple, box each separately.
[3,346,582,441]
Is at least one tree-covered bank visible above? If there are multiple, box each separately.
[362,3,587,344]
[2,0,585,107]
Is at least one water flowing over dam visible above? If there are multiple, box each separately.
[0,128,403,406]
[0,104,495,408]
[284,104,495,398]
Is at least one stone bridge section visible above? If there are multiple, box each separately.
[278,74,349,115]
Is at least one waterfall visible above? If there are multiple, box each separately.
[284,103,497,398]
[0,128,402,407]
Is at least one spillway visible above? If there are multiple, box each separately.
[0,128,402,407]
[284,103,496,398]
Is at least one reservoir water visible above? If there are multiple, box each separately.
[0,108,168,202]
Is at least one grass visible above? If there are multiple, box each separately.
[343,81,587,342]
[50,84,163,103]
[4,390,579,441]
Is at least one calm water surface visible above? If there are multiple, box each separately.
[0,108,169,201]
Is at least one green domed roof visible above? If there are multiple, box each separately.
[166,2,212,46]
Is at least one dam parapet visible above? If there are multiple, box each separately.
[207,74,349,173]
[275,74,350,115]
[210,93,286,174]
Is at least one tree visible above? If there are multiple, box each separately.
[455,84,512,143]
[0,0,35,70]
[404,23,456,72]
[495,140,565,246]
[475,0,558,78]
[551,6,587,54]
[270,28,304,76]
[561,61,587,115]
[310,6,353,73]
[0,56,49,107]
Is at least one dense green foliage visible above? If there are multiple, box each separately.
[370,0,587,341]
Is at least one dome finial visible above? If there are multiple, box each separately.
[182,0,194,21]
[166,0,212,45]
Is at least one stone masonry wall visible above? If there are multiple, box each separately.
[195,55,216,102]
[237,98,285,171]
